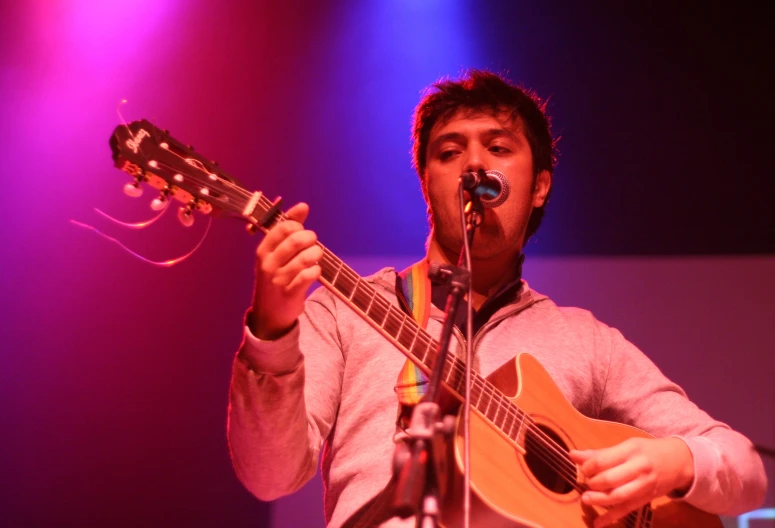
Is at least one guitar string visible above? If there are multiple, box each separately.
[93,202,170,229]
[243,190,594,492]
[307,252,590,492]
[130,124,252,214]
[70,216,213,268]
[153,136,650,525]
[143,147,641,505]
[146,161,637,524]
[117,128,644,526]
[226,186,592,492]
[158,168,589,492]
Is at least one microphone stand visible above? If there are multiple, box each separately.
[391,193,483,528]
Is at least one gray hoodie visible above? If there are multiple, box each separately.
[228,267,767,527]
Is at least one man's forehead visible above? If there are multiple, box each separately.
[430,107,523,138]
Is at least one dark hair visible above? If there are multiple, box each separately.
[411,69,557,241]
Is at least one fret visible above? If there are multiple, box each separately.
[485,392,499,423]
[396,319,415,350]
[494,398,508,429]
[503,407,516,440]
[454,361,470,396]
[450,360,465,394]
[513,410,526,443]
[329,258,344,286]
[369,295,390,328]
[472,380,484,408]
[406,327,422,360]
[382,308,404,340]
[351,281,373,314]
[363,289,376,315]
[418,337,434,367]
[396,313,406,337]
[479,391,494,422]
[443,358,459,389]
[348,277,361,301]
[332,268,357,300]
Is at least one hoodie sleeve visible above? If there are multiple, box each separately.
[597,324,767,515]
[227,289,344,501]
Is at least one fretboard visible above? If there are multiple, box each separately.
[317,245,529,445]
[244,190,529,446]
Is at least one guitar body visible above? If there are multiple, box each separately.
[437,353,722,528]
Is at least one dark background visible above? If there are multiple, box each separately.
[1,1,772,526]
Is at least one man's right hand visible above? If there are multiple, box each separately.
[251,202,322,340]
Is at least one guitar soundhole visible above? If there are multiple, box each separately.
[524,425,575,495]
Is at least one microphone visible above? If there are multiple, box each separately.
[460,169,510,208]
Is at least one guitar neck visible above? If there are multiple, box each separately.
[317,246,529,438]
[110,119,528,442]
[248,194,527,436]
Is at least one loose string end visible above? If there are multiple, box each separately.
[69,216,212,268]
[93,201,170,229]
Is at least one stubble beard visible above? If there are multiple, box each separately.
[429,201,523,262]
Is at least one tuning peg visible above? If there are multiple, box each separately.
[123,181,143,198]
[151,187,171,211]
[178,205,194,227]
[151,196,167,211]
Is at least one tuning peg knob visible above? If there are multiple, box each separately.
[178,206,194,227]
[150,197,167,211]
[123,182,143,198]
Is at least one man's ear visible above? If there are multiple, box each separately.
[532,170,551,207]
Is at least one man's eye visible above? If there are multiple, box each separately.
[439,150,458,161]
[490,145,510,154]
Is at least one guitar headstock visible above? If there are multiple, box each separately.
[109,120,252,222]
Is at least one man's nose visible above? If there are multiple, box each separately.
[463,145,487,174]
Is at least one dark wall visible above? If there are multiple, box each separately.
[0,2,772,527]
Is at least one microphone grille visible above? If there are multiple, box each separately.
[482,170,510,208]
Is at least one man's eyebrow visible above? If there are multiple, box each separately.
[429,132,467,151]
[483,128,519,141]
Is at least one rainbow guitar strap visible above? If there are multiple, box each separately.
[394,260,433,407]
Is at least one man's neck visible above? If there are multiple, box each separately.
[426,235,522,311]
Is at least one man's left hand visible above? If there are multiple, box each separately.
[569,437,694,528]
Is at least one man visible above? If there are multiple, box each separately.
[227,70,767,527]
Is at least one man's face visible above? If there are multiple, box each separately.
[423,109,551,260]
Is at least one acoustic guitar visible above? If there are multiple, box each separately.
[108,119,723,528]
